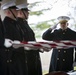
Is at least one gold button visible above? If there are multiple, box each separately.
[57,58,59,60]
[65,30,66,31]
[5,49,7,51]
[7,60,9,63]
[10,60,12,62]
[58,50,60,52]
[8,49,9,51]
[63,33,65,34]
[63,59,65,61]
[25,60,27,63]
[64,51,66,53]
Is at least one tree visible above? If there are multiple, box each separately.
[28,0,76,40]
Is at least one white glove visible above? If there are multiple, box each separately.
[13,40,20,44]
[4,39,13,48]
[51,22,59,30]
[40,47,52,52]
[40,48,44,53]
[24,47,32,50]
[12,40,21,49]
[24,47,38,51]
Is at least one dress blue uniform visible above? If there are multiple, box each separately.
[0,17,5,75]
[16,1,42,75]
[16,17,42,75]
[42,16,76,72]
[1,0,27,75]
[2,17,27,75]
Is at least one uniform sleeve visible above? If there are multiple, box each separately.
[75,48,76,61]
[42,28,55,41]
[0,19,5,47]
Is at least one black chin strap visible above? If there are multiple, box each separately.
[22,10,27,19]
[9,9,16,19]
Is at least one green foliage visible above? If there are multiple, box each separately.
[35,19,56,30]
[28,1,57,39]
[30,19,56,38]
[29,2,41,8]
[36,22,50,30]
[30,20,56,38]
[30,11,43,16]
[30,8,50,16]
[29,1,50,16]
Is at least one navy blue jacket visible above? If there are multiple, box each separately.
[42,28,76,72]
[16,18,42,75]
[1,17,26,75]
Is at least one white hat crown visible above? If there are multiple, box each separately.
[57,16,70,23]
[1,0,16,10]
[16,0,28,10]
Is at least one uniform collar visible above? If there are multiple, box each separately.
[4,16,16,23]
[17,17,26,21]
[60,28,69,32]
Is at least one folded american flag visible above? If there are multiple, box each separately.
[12,40,76,50]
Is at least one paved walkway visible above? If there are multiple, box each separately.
[40,50,53,75]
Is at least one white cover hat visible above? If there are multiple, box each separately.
[16,0,28,10]
[1,0,16,10]
[57,16,70,23]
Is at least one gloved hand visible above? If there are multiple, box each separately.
[13,40,20,44]
[39,48,44,53]
[12,40,21,49]
[50,22,59,30]
[24,47,32,50]
[4,39,13,48]
[40,47,52,52]
[24,47,38,51]
[24,41,39,51]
